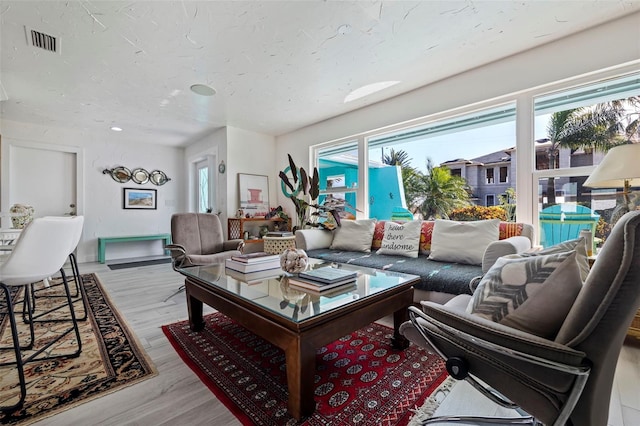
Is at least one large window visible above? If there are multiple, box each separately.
[312,68,640,249]
[534,73,640,248]
[361,104,517,219]
[316,141,360,221]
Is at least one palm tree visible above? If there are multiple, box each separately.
[410,158,470,219]
[540,97,639,205]
[382,148,412,167]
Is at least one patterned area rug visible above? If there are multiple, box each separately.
[0,273,157,425]
[163,313,448,425]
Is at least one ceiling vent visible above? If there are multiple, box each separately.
[24,26,59,53]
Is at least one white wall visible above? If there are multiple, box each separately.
[275,11,640,213]
[184,125,277,230]
[1,119,185,263]
[225,126,278,217]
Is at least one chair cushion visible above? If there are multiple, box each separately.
[467,250,583,339]
[428,219,500,265]
[330,219,376,252]
[376,220,421,258]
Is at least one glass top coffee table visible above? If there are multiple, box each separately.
[177,259,419,420]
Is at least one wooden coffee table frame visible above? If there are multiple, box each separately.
[185,275,416,420]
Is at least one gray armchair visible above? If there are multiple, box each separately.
[400,210,640,426]
[167,213,243,269]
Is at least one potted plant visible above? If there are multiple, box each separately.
[279,154,346,231]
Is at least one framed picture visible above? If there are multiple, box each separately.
[238,173,270,216]
[123,188,157,210]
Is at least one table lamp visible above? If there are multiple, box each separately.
[584,143,640,225]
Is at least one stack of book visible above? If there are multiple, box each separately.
[225,267,282,285]
[225,252,281,273]
[288,267,358,293]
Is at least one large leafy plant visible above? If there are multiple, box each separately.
[279,154,343,230]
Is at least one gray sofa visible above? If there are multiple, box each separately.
[295,220,534,304]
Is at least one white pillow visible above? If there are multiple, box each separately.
[376,221,421,258]
[428,219,500,265]
[330,219,377,252]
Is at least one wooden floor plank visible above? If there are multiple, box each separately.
[26,261,640,426]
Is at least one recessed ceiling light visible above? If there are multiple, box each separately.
[190,84,216,96]
[337,24,352,35]
[344,81,401,103]
[110,126,123,132]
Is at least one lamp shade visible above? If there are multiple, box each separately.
[584,143,640,188]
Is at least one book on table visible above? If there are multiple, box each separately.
[265,231,294,237]
[289,281,357,297]
[225,267,283,285]
[230,252,280,264]
[225,258,281,273]
[298,267,358,284]
[289,277,356,293]
[289,268,357,293]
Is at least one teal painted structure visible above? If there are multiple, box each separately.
[539,204,599,250]
[97,233,172,263]
[318,159,406,220]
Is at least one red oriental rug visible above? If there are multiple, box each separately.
[162,313,448,425]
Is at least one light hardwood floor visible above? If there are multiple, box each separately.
[31,261,640,426]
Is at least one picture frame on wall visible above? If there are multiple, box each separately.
[238,173,270,217]
[123,188,157,210]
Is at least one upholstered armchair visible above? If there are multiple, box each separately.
[167,213,243,269]
[400,210,640,426]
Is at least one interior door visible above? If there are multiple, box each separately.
[10,145,77,218]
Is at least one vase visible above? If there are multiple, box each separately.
[279,248,309,274]
[9,204,35,229]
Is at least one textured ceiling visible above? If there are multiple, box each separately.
[1,1,640,146]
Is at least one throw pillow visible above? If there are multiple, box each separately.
[371,221,388,250]
[330,219,377,252]
[376,220,422,258]
[419,221,435,255]
[530,237,590,282]
[467,250,583,339]
[499,222,525,239]
[428,219,500,265]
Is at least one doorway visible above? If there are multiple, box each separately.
[2,140,84,227]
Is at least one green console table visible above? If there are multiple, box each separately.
[98,234,172,264]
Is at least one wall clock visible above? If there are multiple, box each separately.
[218,161,226,174]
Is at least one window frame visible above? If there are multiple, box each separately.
[499,166,508,183]
[310,64,640,244]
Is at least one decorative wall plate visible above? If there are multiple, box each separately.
[131,168,150,184]
[104,166,132,183]
[150,170,170,186]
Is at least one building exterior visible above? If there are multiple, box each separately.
[441,143,604,207]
